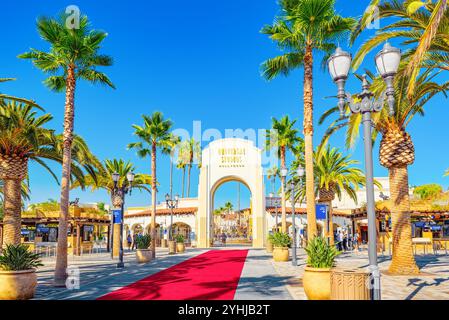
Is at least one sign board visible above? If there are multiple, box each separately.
[316,204,328,220]
[113,210,122,224]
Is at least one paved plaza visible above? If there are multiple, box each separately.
[33,247,449,300]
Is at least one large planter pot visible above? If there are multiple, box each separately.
[168,240,177,254]
[266,241,274,253]
[136,249,152,263]
[303,267,332,300]
[272,247,289,262]
[176,242,185,253]
[0,269,37,300]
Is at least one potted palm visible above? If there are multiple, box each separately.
[175,234,185,253]
[0,244,43,300]
[303,236,340,300]
[270,232,291,262]
[135,234,152,263]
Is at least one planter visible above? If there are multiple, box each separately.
[272,247,289,262]
[303,267,331,300]
[0,269,37,300]
[168,240,177,254]
[135,249,152,263]
[266,240,274,253]
[176,242,185,253]
[330,268,371,300]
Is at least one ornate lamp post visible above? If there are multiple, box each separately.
[280,167,288,233]
[111,171,135,268]
[328,42,401,300]
[165,193,179,243]
[289,165,305,267]
[269,192,281,232]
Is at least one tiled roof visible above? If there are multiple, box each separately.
[125,207,198,218]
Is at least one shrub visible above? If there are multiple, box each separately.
[305,236,340,269]
[269,232,291,248]
[0,244,43,271]
[175,234,185,243]
[136,234,152,250]
[414,184,443,200]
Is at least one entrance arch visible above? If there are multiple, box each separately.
[197,138,265,248]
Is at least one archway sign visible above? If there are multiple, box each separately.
[197,138,265,248]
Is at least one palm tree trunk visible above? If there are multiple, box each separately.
[280,147,287,233]
[181,167,185,198]
[187,164,192,197]
[388,166,419,275]
[150,142,157,259]
[303,44,317,241]
[2,179,22,246]
[54,65,76,287]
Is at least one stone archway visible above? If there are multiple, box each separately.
[197,138,265,248]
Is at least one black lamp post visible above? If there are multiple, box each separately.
[289,165,305,267]
[327,42,401,300]
[165,193,179,241]
[112,171,135,268]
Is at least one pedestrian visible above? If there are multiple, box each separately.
[132,233,138,250]
[221,232,227,247]
[127,233,132,251]
[337,231,343,251]
[343,231,348,252]
[353,232,360,251]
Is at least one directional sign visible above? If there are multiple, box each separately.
[316,204,328,220]
[113,210,122,224]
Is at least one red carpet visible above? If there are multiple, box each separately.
[98,250,248,300]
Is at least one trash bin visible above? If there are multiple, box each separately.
[330,268,371,300]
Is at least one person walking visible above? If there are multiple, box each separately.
[221,232,227,247]
[353,231,360,251]
[127,233,132,251]
[342,231,348,252]
[132,233,138,250]
[337,231,343,251]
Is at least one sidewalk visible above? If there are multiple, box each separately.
[272,248,449,300]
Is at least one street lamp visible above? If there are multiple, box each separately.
[269,192,281,232]
[289,165,305,267]
[328,42,401,301]
[165,193,179,242]
[280,167,288,233]
[111,171,135,268]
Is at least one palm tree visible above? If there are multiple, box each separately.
[224,201,234,215]
[19,14,115,286]
[179,138,201,198]
[128,112,174,258]
[0,78,39,107]
[351,0,448,96]
[72,159,152,204]
[261,0,356,240]
[314,147,366,245]
[0,102,98,248]
[176,160,187,198]
[320,70,449,274]
[267,166,280,195]
[265,116,303,234]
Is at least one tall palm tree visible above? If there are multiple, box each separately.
[351,0,448,96]
[0,102,97,248]
[128,112,173,258]
[19,14,115,286]
[261,0,356,240]
[267,166,280,195]
[72,159,152,203]
[223,202,234,215]
[320,70,449,274]
[176,160,187,198]
[179,138,201,198]
[0,78,39,107]
[265,116,302,234]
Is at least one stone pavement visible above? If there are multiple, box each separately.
[234,249,292,300]
[272,248,449,300]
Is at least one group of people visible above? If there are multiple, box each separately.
[335,230,359,252]
[126,233,141,251]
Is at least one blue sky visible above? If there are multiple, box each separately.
[2,0,449,210]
